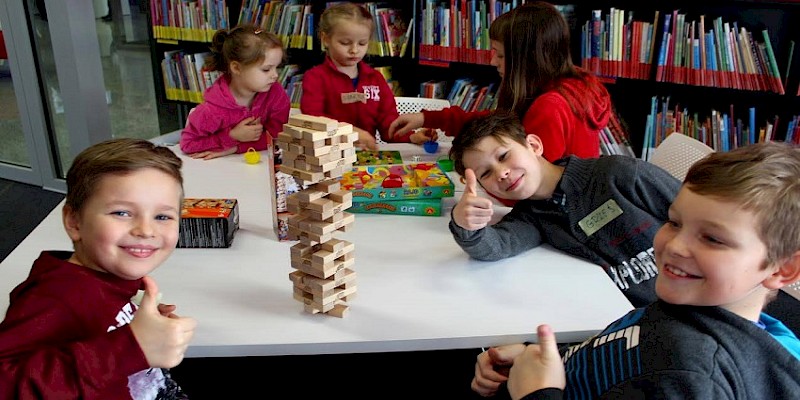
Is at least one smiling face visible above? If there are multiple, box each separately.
[323,22,371,70]
[461,134,548,201]
[234,47,283,94]
[63,168,182,280]
[654,187,778,316]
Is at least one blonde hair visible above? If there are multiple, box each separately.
[318,2,374,39]
[206,23,284,73]
[66,138,183,213]
[684,142,800,267]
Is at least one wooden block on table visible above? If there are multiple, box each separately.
[327,304,349,318]
[288,114,338,132]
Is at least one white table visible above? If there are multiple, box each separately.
[0,144,632,357]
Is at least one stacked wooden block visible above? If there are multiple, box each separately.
[278,114,359,317]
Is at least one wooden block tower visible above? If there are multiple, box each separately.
[278,114,358,317]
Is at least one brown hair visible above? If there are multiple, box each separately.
[206,23,284,72]
[66,138,183,213]
[684,142,800,267]
[492,2,608,127]
[318,2,374,39]
[450,110,528,176]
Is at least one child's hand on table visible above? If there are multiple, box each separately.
[355,127,378,151]
[409,128,438,144]
[453,168,494,231]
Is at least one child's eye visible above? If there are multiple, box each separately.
[702,235,725,245]
[156,214,174,221]
[498,151,508,161]
[665,219,679,229]
[358,41,369,46]
[111,211,131,217]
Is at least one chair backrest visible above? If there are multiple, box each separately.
[395,96,451,114]
[386,97,451,143]
[649,133,715,181]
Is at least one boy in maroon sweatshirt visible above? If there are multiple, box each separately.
[0,138,197,399]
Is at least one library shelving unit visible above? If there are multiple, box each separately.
[414,0,800,156]
[144,0,419,133]
[145,1,800,156]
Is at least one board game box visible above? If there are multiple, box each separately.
[349,198,444,216]
[355,150,403,165]
[178,198,239,248]
[340,162,455,202]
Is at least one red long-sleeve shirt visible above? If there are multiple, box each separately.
[301,56,411,142]
[424,75,611,161]
[0,251,154,399]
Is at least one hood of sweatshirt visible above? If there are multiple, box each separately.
[557,75,611,130]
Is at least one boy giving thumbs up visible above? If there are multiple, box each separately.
[448,111,681,308]
[0,139,196,399]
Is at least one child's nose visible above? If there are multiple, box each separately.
[132,218,155,238]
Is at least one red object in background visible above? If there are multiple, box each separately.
[0,31,7,59]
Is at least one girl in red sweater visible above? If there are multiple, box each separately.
[388,1,613,162]
[301,2,435,150]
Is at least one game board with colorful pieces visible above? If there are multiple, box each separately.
[341,163,455,201]
[355,150,403,166]
[276,114,358,318]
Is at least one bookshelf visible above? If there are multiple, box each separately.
[145,1,800,156]
[145,0,420,132]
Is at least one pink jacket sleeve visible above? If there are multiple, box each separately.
[0,300,149,398]
[180,104,239,154]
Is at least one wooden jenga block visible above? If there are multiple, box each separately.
[328,304,349,318]
[311,240,355,265]
[288,114,338,132]
[310,179,341,193]
[289,268,356,292]
[278,164,324,183]
[302,212,355,235]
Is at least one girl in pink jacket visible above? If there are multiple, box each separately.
[180,24,290,160]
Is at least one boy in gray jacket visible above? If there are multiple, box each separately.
[475,141,800,399]
[449,110,680,307]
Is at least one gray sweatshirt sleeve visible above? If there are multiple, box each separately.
[448,207,544,261]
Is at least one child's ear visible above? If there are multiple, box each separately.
[762,251,800,290]
[525,134,545,156]
[229,61,242,76]
[62,205,82,242]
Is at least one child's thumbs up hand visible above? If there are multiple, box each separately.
[507,324,567,400]
[453,168,494,231]
[130,276,196,369]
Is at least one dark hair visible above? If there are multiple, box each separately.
[206,23,284,72]
[493,2,608,128]
[685,142,800,267]
[66,138,183,213]
[450,110,527,176]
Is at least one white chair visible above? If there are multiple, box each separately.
[649,132,715,181]
[376,96,451,144]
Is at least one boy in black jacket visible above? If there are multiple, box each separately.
[450,110,681,307]
[473,142,800,399]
